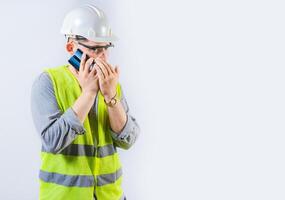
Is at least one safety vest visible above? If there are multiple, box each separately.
[39,65,124,200]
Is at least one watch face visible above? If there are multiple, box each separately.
[111,99,116,105]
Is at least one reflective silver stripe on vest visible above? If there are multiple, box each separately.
[39,170,95,187]
[41,144,95,156]
[59,144,96,156]
[41,144,116,157]
[97,144,117,157]
[97,168,123,186]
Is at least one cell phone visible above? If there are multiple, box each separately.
[68,49,90,71]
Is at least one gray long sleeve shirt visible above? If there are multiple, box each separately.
[31,71,139,153]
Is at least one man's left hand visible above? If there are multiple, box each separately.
[95,58,119,102]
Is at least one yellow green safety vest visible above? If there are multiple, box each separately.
[39,65,125,200]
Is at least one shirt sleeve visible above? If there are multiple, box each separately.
[109,88,140,150]
[30,72,86,154]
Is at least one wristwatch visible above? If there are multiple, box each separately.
[104,92,118,107]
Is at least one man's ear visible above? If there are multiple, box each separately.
[66,41,75,54]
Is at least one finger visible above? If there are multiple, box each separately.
[84,57,94,76]
[89,63,97,77]
[95,65,105,80]
[98,59,112,75]
[107,63,115,74]
[88,60,95,72]
[105,62,115,73]
[95,60,107,79]
[95,59,108,77]
[79,53,87,73]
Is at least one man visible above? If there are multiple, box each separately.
[31,4,139,200]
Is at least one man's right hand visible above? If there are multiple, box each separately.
[69,53,99,97]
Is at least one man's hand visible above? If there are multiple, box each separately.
[69,53,100,124]
[94,58,119,102]
[69,53,99,97]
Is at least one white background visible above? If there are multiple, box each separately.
[0,0,284,199]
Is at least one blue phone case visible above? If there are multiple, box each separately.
[68,49,84,71]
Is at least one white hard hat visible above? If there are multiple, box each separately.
[60,4,117,42]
